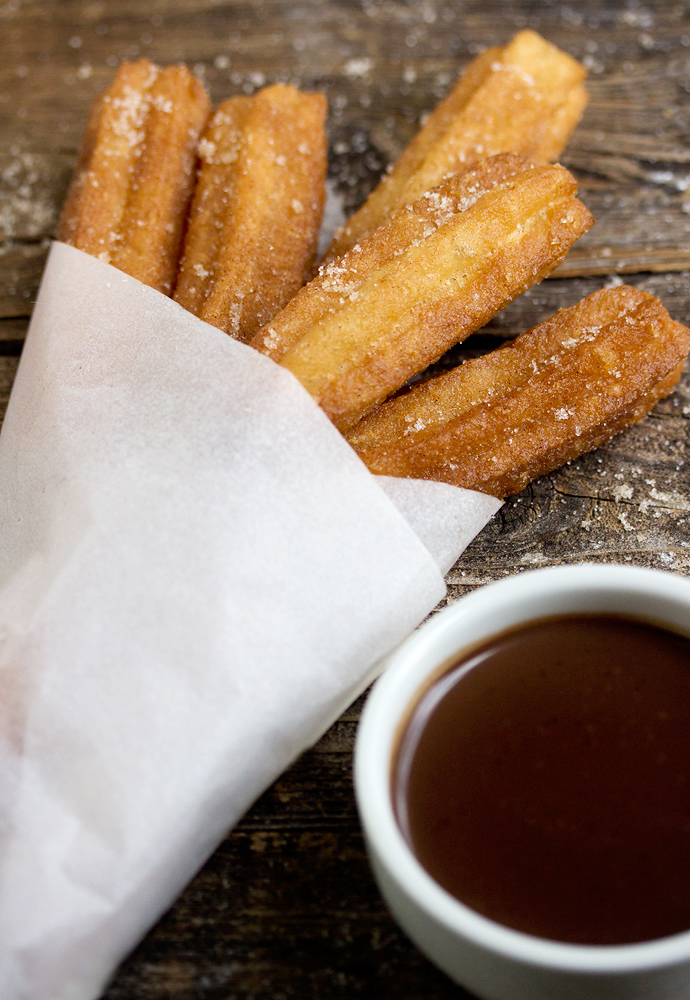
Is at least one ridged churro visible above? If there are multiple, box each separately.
[58,59,210,294]
[346,287,690,498]
[326,30,587,260]
[173,84,327,342]
[252,154,593,431]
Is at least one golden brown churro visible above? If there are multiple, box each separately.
[251,154,593,431]
[326,30,587,260]
[173,84,327,342]
[58,59,210,294]
[346,287,690,498]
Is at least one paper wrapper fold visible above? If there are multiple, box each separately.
[0,243,500,999]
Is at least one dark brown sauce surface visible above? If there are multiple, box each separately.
[394,615,690,945]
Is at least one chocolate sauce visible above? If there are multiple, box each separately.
[394,615,690,945]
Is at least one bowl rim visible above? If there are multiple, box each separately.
[354,563,690,975]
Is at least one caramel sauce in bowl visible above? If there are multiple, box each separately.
[354,566,690,1000]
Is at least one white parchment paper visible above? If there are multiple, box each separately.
[0,243,500,1000]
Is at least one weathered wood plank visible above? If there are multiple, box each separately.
[0,242,47,319]
[554,246,690,277]
[0,356,18,428]
[0,317,28,343]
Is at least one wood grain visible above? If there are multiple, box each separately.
[2,0,690,330]
[1,1,689,998]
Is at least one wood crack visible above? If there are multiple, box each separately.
[550,484,689,514]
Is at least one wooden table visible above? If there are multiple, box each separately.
[1,1,689,996]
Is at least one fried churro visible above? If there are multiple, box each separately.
[251,154,593,431]
[173,84,327,342]
[326,30,587,260]
[346,287,690,498]
[58,59,210,294]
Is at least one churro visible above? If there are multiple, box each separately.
[346,287,690,498]
[252,154,593,431]
[58,59,210,294]
[326,29,587,260]
[173,84,327,342]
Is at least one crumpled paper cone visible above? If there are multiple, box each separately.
[0,243,500,1000]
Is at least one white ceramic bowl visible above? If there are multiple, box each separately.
[355,564,690,1000]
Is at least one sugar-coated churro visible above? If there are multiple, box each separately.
[252,154,593,431]
[346,287,690,498]
[58,59,210,294]
[173,84,327,342]
[326,29,587,260]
